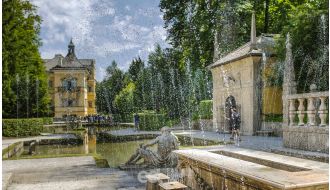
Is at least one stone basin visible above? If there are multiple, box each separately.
[174,147,329,190]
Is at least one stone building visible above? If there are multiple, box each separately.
[43,39,97,118]
[208,13,282,135]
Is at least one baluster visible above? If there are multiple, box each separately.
[307,97,316,126]
[289,99,296,126]
[318,97,328,126]
[297,98,305,126]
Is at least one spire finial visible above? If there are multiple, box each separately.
[213,28,220,62]
[68,38,75,55]
[250,11,257,50]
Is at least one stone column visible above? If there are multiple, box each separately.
[319,96,328,126]
[307,97,316,126]
[297,98,305,126]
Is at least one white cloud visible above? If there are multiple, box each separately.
[33,0,170,80]
[94,42,141,57]
[97,66,107,81]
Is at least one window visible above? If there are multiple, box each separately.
[62,99,76,107]
[62,78,77,92]
[88,101,93,108]
[48,80,53,87]
[88,85,92,92]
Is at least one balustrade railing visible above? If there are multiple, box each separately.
[287,91,328,127]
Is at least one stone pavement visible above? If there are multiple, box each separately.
[3,156,144,190]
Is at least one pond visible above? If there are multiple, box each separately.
[19,134,215,167]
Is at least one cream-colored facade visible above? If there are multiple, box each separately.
[43,40,97,118]
[210,15,282,135]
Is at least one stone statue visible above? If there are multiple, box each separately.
[123,127,179,168]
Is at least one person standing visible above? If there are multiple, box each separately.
[134,113,140,131]
[230,108,241,141]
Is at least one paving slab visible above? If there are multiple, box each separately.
[3,156,145,190]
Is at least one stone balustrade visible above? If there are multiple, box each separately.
[287,91,328,127]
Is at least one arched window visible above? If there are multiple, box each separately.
[62,77,77,92]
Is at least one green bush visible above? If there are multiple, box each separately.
[138,112,167,131]
[198,100,213,120]
[263,114,283,122]
[42,117,53,125]
[3,118,44,137]
[113,113,133,123]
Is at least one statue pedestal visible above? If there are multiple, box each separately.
[146,173,170,190]
[159,181,187,190]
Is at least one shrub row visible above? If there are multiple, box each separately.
[192,100,213,120]
[198,100,213,119]
[138,112,167,131]
[113,113,133,123]
[263,114,283,122]
[3,118,44,137]
[42,117,53,125]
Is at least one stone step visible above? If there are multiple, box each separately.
[256,130,274,136]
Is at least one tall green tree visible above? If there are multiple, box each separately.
[273,1,329,92]
[95,61,124,114]
[3,0,50,118]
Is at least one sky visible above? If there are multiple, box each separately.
[32,0,169,81]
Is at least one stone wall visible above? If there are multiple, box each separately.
[283,126,329,153]
[192,119,214,131]
[211,56,261,135]
[261,122,282,136]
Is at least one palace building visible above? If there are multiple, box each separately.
[43,39,97,118]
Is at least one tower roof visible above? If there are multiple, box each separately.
[43,39,95,71]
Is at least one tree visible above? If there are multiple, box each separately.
[95,61,124,114]
[128,57,144,82]
[274,1,329,92]
[114,82,136,114]
[3,0,50,118]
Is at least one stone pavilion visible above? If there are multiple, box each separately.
[208,13,282,135]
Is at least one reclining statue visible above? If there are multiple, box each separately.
[123,126,179,168]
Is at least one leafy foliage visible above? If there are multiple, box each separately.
[3,118,44,137]
[274,1,329,92]
[3,0,50,118]
[114,82,136,114]
[138,112,167,131]
[198,100,213,120]
[96,61,125,114]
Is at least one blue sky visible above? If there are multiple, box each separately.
[32,0,169,81]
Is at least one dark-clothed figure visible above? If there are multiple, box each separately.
[134,113,140,131]
[230,108,241,140]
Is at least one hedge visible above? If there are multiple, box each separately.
[138,112,167,131]
[263,114,283,122]
[113,113,133,123]
[3,118,44,137]
[42,117,53,125]
[198,100,213,120]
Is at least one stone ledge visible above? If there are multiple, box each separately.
[283,126,329,153]
[175,147,329,190]
[282,126,329,133]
